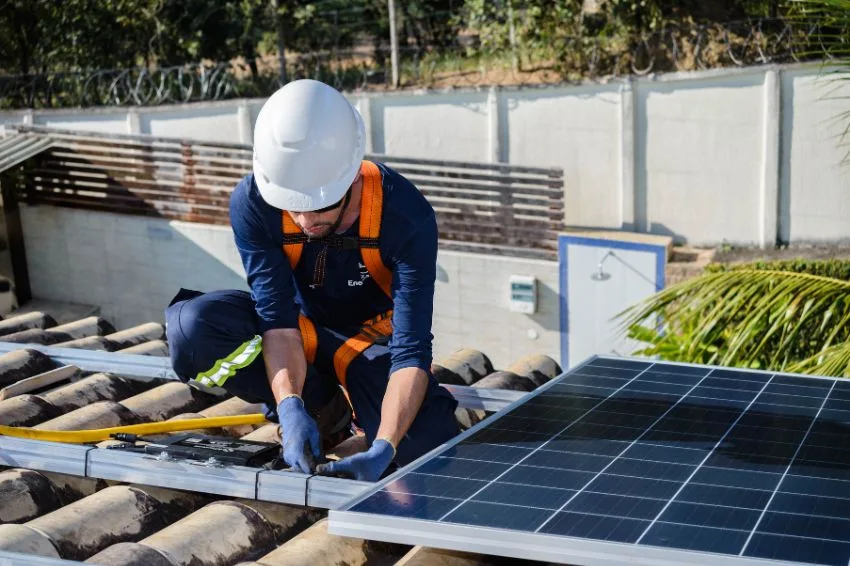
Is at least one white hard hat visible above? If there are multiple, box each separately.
[252,79,366,212]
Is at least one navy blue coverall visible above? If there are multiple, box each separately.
[164,162,459,467]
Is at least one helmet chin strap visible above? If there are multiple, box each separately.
[307,187,353,289]
[307,188,352,242]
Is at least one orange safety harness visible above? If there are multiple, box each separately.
[282,161,394,390]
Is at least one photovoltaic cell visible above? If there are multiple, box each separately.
[333,356,850,566]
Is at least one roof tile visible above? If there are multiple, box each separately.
[0,305,561,565]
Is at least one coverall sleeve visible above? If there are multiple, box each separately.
[229,183,300,333]
[387,213,439,376]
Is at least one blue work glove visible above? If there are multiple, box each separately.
[316,438,395,482]
[278,395,321,474]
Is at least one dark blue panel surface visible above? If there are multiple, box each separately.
[343,357,850,566]
[640,522,750,554]
[744,534,850,566]
[769,492,850,521]
[522,449,611,472]
[676,483,773,509]
[537,511,650,542]
[415,456,509,481]
[543,437,630,456]
[384,472,486,499]
[584,358,652,370]
[350,491,459,520]
[621,442,708,465]
[710,368,771,384]
[442,501,551,531]
[585,473,683,499]
[659,501,761,531]
[690,466,781,489]
[604,458,695,482]
[565,491,667,520]
[499,465,594,490]
[471,483,576,510]
[570,366,641,379]
[444,441,532,464]
[758,512,850,542]
[636,370,704,386]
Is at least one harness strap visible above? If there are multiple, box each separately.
[359,161,393,298]
[279,161,392,298]
[278,161,396,391]
[298,314,318,365]
[282,213,303,269]
[333,310,393,390]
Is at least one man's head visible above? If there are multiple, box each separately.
[252,79,365,214]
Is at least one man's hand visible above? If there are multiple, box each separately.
[278,395,321,474]
[316,439,395,481]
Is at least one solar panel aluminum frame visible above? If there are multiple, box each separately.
[305,475,371,509]
[0,342,524,411]
[0,342,179,382]
[0,435,371,509]
[328,354,848,566]
[86,447,267,500]
[0,549,85,565]
[329,511,811,566]
[0,436,92,476]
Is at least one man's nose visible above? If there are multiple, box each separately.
[294,213,316,227]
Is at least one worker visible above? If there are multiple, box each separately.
[164,79,460,482]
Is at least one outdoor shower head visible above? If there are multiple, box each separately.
[590,250,615,281]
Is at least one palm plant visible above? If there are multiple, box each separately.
[618,267,850,376]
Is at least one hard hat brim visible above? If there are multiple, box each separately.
[253,156,362,212]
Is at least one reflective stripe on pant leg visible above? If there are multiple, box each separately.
[194,315,317,390]
[193,334,263,388]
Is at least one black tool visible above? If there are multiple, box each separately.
[136,434,281,467]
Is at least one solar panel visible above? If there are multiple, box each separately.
[329,356,850,566]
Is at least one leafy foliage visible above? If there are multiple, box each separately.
[619,260,850,377]
[706,258,850,279]
[0,0,846,107]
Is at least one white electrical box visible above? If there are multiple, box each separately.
[508,275,537,314]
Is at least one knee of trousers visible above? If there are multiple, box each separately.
[164,288,258,384]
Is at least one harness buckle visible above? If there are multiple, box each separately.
[340,237,360,250]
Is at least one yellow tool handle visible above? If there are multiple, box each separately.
[0,413,269,443]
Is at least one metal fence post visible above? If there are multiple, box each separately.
[271,0,287,85]
[388,0,400,88]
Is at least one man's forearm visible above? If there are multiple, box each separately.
[262,328,308,403]
[375,367,429,448]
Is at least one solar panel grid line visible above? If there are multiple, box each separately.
[341,496,833,539]
[534,367,720,534]
[330,356,850,566]
[777,483,850,499]
[435,361,662,523]
[332,511,776,566]
[738,380,838,556]
[633,374,777,544]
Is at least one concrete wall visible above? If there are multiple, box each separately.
[433,251,560,369]
[19,206,560,368]
[20,206,249,327]
[634,72,766,243]
[780,68,850,243]
[3,63,848,246]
